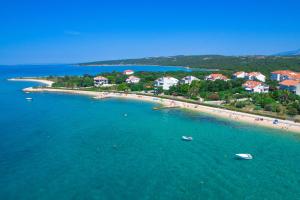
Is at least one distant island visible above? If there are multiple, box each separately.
[79,55,300,74]
[274,49,300,56]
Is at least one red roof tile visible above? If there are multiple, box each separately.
[279,80,300,86]
[243,80,263,89]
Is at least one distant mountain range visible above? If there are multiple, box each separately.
[273,49,300,56]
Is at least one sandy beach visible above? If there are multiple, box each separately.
[23,86,300,133]
[8,78,54,87]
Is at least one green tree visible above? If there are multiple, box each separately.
[188,80,201,98]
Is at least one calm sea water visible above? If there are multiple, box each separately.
[0,65,299,200]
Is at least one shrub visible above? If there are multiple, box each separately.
[287,107,298,116]
[235,101,247,108]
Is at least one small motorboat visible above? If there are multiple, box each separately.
[235,154,253,160]
[182,136,193,141]
[26,97,33,101]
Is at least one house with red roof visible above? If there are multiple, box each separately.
[205,73,229,81]
[279,80,300,95]
[242,80,269,93]
[123,70,134,75]
[233,71,247,79]
[270,70,300,82]
[245,72,266,82]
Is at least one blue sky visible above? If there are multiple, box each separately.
[0,0,300,64]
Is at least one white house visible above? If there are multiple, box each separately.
[123,70,134,75]
[154,76,179,90]
[245,72,266,82]
[271,70,300,81]
[205,73,229,81]
[180,76,199,85]
[242,80,269,93]
[94,76,109,87]
[233,71,247,79]
[126,75,140,84]
[279,80,300,95]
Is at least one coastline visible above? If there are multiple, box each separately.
[8,78,54,87]
[78,64,163,67]
[22,85,300,133]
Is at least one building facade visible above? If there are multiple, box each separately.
[271,70,300,82]
[180,76,199,85]
[205,73,229,81]
[279,80,300,95]
[245,72,266,82]
[154,76,179,90]
[94,76,109,87]
[126,76,140,84]
[233,71,247,79]
[242,80,269,93]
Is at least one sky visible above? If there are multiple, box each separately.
[0,0,300,65]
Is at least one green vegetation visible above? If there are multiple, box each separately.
[234,91,300,116]
[48,70,300,119]
[166,79,246,101]
[80,55,300,74]
[51,75,94,88]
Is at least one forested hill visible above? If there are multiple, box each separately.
[80,55,300,73]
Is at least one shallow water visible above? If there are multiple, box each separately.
[0,65,299,200]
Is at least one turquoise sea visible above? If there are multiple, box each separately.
[0,65,300,200]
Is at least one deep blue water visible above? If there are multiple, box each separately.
[0,65,299,200]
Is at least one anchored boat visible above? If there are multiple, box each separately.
[182,136,193,141]
[235,154,253,160]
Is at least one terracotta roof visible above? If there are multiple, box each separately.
[123,70,134,74]
[271,70,300,80]
[208,73,228,80]
[289,73,300,80]
[271,70,294,75]
[243,80,263,89]
[233,71,246,76]
[279,80,300,86]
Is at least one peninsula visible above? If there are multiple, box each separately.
[9,67,300,133]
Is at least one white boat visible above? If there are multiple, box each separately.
[182,136,193,141]
[26,97,33,101]
[235,154,253,160]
